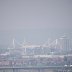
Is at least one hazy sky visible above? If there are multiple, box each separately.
[0,0,72,45]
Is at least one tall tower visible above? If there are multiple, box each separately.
[13,38,15,48]
[59,36,71,54]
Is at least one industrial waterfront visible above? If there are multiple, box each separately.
[0,35,72,72]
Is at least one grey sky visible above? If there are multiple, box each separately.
[0,0,72,45]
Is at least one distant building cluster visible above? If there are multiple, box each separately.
[0,35,72,67]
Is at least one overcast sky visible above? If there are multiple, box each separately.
[0,0,72,45]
